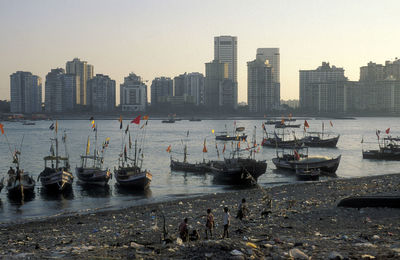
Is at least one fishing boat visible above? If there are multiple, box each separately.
[0,178,3,192]
[296,168,320,181]
[189,118,202,122]
[274,122,301,128]
[6,170,36,197]
[362,136,400,160]
[272,147,341,175]
[302,132,340,147]
[162,119,175,123]
[115,117,152,190]
[170,138,208,173]
[22,121,35,125]
[75,123,111,186]
[261,130,303,148]
[38,124,73,192]
[215,132,247,141]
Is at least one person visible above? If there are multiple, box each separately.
[236,198,248,220]
[7,167,15,176]
[179,218,189,242]
[205,208,215,239]
[14,166,21,185]
[222,207,230,239]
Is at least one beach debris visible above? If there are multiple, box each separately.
[205,252,213,258]
[328,251,344,260]
[130,242,144,249]
[371,235,380,240]
[246,242,257,249]
[361,254,376,259]
[230,249,244,256]
[176,237,183,246]
[289,248,309,259]
[354,242,377,248]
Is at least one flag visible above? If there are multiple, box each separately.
[222,143,226,154]
[143,115,149,120]
[55,120,58,133]
[203,139,207,153]
[166,145,171,153]
[0,123,4,135]
[281,118,285,125]
[131,115,141,124]
[238,141,241,149]
[262,123,266,131]
[211,129,215,134]
[386,128,390,134]
[330,121,333,127]
[304,120,309,128]
[129,132,132,149]
[86,136,90,155]
[49,123,54,130]
[294,150,300,160]
[119,115,123,129]
[125,125,129,134]
[105,137,110,147]
[215,143,220,158]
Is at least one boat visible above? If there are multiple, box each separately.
[38,124,74,192]
[338,195,400,208]
[302,132,340,148]
[362,136,400,160]
[261,131,303,148]
[236,126,245,132]
[275,122,301,128]
[265,118,296,125]
[0,177,3,193]
[115,116,152,190]
[22,121,35,125]
[296,168,320,181]
[170,139,208,173]
[162,119,175,123]
[6,170,36,197]
[75,124,111,186]
[189,118,202,122]
[272,147,341,175]
[215,132,247,141]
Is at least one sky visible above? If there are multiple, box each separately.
[1,0,400,103]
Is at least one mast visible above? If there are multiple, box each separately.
[184,144,187,163]
[94,124,98,167]
[55,130,59,169]
[134,139,138,166]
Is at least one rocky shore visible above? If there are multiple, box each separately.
[1,174,399,259]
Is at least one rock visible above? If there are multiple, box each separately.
[205,252,213,258]
[371,235,380,240]
[354,242,377,248]
[176,238,183,246]
[130,242,144,249]
[289,248,309,259]
[361,254,375,259]
[328,251,344,260]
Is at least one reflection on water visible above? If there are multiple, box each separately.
[7,191,36,205]
[114,185,152,198]
[79,184,111,198]
[40,187,74,201]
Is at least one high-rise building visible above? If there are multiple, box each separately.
[299,62,347,112]
[87,74,116,112]
[174,74,185,96]
[214,36,237,83]
[62,74,79,112]
[45,68,65,113]
[247,58,274,112]
[120,73,147,112]
[10,71,42,113]
[185,72,204,105]
[66,58,94,106]
[256,48,280,108]
[204,60,236,109]
[150,77,173,105]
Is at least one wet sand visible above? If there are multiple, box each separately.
[0,174,399,259]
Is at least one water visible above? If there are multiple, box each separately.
[0,117,398,223]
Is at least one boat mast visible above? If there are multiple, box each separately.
[134,139,138,167]
[55,129,59,169]
[94,125,98,167]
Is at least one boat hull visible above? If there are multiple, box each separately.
[115,168,152,190]
[170,160,207,173]
[261,138,302,148]
[296,169,320,181]
[362,149,400,160]
[6,174,36,196]
[303,136,339,148]
[216,135,247,141]
[272,155,341,174]
[39,168,74,192]
[76,167,111,186]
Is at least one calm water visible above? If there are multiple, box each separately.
[0,117,398,223]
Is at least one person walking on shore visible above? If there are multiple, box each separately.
[205,208,215,239]
[179,218,189,242]
[222,207,230,239]
[236,198,249,220]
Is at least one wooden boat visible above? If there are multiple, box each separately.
[22,121,35,125]
[296,168,320,181]
[6,171,35,197]
[38,126,73,192]
[115,117,152,190]
[266,118,296,125]
[302,132,340,148]
[272,147,341,175]
[189,118,201,122]
[162,119,175,123]
[170,140,209,173]
[216,132,247,141]
[261,131,303,148]
[362,136,400,160]
[275,122,301,128]
[76,127,111,186]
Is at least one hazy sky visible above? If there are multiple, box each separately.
[1,0,399,103]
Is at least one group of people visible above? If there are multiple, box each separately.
[178,198,249,242]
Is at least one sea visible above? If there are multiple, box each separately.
[0,117,398,223]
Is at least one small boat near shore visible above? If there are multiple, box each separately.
[272,147,341,175]
[302,132,340,148]
[274,122,301,129]
[38,123,73,192]
[189,118,202,122]
[215,133,247,141]
[296,168,320,181]
[261,130,302,148]
[362,136,400,160]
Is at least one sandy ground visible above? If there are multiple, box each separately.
[0,174,399,259]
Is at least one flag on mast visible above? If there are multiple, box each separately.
[166,145,171,153]
[119,115,123,129]
[0,123,4,135]
[86,136,90,155]
[386,128,390,134]
[203,139,207,153]
[131,115,141,124]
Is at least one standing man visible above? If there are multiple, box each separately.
[222,207,230,239]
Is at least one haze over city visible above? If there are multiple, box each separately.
[1,0,400,103]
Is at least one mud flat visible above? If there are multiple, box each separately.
[0,174,399,259]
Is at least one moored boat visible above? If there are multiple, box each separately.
[38,122,73,192]
[215,133,247,141]
[302,132,340,148]
[362,136,400,160]
[272,147,341,175]
[7,171,35,197]
[296,168,320,181]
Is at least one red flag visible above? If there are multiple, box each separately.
[386,128,390,134]
[222,144,226,154]
[131,115,141,124]
[166,145,171,153]
[203,139,207,153]
[294,150,300,160]
[0,123,4,135]
[330,121,333,127]
[304,120,309,128]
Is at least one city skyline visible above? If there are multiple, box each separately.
[1,0,400,103]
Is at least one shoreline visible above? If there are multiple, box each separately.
[0,173,399,259]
